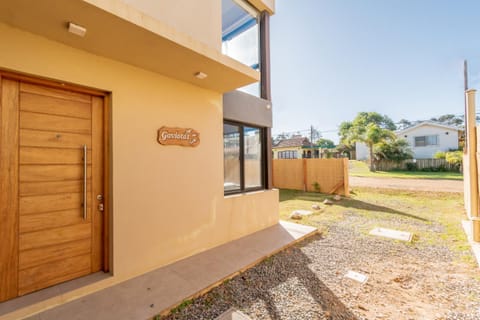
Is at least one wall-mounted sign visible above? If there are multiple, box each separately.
[157,126,200,147]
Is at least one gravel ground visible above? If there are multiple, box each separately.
[161,211,480,320]
[349,176,463,193]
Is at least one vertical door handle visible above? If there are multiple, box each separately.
[83,144,87,220]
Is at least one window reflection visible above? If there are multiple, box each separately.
[244,127,262,188]
[222,0,260,97]
[224,123,241,192]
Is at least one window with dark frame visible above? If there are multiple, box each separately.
[224,121,265,193]
[414,135,439,147]
[278,150,297,159]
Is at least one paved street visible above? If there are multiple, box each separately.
[349,176,464,193]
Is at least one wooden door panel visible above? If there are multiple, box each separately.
[20,192,91,215]
[20,180,90,196]
[20,111,91,135]
[19,223,91,251]
[20,82,91,103]
[1,78,105,302]
[19,239,91,270]
[20,129,91,149]
[19,164,91,182]
[20,147,92,165]
[0,78,20,301]
[91,96,104,272]
[20,92,91,119]
[19,208,91,233]
[18,254,91,296]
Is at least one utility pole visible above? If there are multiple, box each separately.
[464,60,469,91]
[464,60,469,152]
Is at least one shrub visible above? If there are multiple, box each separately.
[405,162,417,171]
[434,151,446,159]
[445,151,463,171]
[437,164,448,172]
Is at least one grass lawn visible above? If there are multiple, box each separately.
[279,188,473,264]
[349,160,463,180]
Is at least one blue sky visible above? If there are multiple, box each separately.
[270,0,480,142]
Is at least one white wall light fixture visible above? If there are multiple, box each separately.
[68,22,87,37]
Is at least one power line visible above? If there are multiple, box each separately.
[274,113,471,138]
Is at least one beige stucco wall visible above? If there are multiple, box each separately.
[121,0,221,50]
[0,22,278,280]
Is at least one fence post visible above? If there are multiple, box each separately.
[303,158,307,192]
[343,158,350,197]
[466,89,480,242]
[271,159,275,188]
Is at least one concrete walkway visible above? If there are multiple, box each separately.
[350,176,463,193]
[2,221,316,320]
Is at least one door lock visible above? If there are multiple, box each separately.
[97,195,104,212]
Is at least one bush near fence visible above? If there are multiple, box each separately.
[273,158,349,196]
[375,158,458,171]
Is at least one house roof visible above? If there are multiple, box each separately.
[396,121,462,135]
[274,135,311,148]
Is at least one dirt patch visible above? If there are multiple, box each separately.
[349,176,463,193]
[160,189,479,320]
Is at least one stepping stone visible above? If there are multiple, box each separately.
[290,210,313,220]
[292,209,313,216]
[290,212,303,220]
[344,270,368,284]
[216,308,252,320]
[369,227,413,242]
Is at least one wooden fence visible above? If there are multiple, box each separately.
[273,158,349,196]
[375,158,456,171]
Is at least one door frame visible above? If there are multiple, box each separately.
[0,68,111,276]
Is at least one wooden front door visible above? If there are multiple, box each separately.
[0,77,106,301]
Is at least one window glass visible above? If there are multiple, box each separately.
[244,127,262,188]
[222,0,259,68]
[428,135,438,145]
[224,124,241,192]
[415,136,425,147]
[222,0,261,97]
[278,150,297,159]
[414,135,438,147]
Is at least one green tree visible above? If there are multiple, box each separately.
[316,138,335,148]
[397,119,412,130]
[374,138,413,162]
[339,112,396,171]
[435,114,463,127]
[273,132,291,146]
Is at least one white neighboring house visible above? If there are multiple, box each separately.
[355,142,369,160]
[355,121,462,160]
